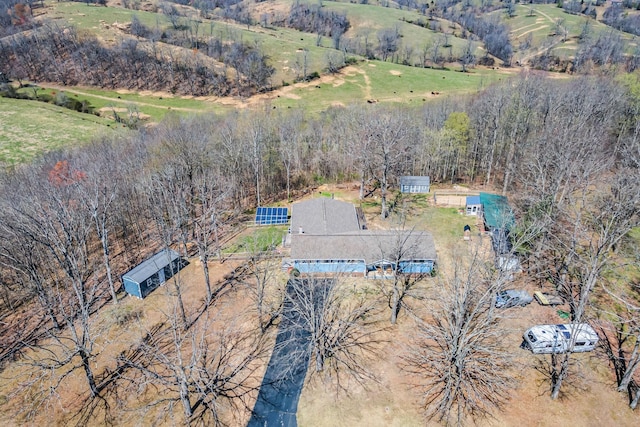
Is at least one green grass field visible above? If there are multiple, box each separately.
[1,1,578,163]
[0,97,115,164]
[317,0,476,55]
[49,2,172,40]
[223,226,287,254]
[507,4,638,61]
[260,59,507,113]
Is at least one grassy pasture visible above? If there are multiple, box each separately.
[0,97,114,164]
[13,84,227,121]
[507,4,638,61]
[20,58,506,121]
[316,0,477,55]
[49,2,171,39]
[47,2,339,87]
[223,226,288,254]
[264,60,508,113]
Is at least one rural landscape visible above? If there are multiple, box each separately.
[1,0,640,425]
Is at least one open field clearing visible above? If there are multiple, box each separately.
[0,97,114,164]
[507,4,638,62]
[1,60,507,160]
[306,0,479,55]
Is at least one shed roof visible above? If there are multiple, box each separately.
[290,198,361,235]
[466,195,481,205]
[479,192,515,230]
[123,249,181,284]
[400,176,430,186]
[290,231,436,264]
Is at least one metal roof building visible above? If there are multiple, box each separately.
[122,249,185,299]
[291,231,436,264]
[479,192,515,231]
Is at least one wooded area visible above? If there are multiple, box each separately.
[1,0,640,423]
[0,70,639,424]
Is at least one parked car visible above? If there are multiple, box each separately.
[495,289,533,308]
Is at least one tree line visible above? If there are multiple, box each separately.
[0,17,274,96]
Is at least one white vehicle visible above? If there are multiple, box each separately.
[521,323,599,354]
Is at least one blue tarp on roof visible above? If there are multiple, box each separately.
[466,195,481,206]
[479,193,515,230]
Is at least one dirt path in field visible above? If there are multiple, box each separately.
[40,64,374,114]
[41,84,206,113]
[517,24,549,38]
[535,7,557,24]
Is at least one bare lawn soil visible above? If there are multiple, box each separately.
[0,184,637,426]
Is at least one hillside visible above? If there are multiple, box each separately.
[2,0,638,162]
[0,2,639,425]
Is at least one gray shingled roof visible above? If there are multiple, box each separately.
[290,231,436,263]
[123,249,180,284]
[290,198,361,235]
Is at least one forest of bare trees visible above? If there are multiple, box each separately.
[0,72,639,422]
[0,17,274,96]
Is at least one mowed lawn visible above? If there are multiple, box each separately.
[0,97,114,164]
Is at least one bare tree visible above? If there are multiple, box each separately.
[596,303,640,408]
[80,164,119,304]
[123,304,268,425]
[240,229,285,333]
[191,174,229,305]
[505,0,516,18]
[458,40,476,73]
[281,276,386,392]
[542,169,639,399]
[3,163,104,407]
[276,110,304,201]
[377,27,400,62]
[366,107,415,219]
[402,250,515,425]
[372,223,434,325]
[241,112,269,206]
[144,170,190,328]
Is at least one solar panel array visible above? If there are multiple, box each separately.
[255,207,289,225]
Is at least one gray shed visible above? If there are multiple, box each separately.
[400,176,430,194]
[122,249,185,299]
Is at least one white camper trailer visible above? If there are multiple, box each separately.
[521,323,599,354]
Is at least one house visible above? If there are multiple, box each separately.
[122,249,186,299]
[290,198,363,235]
[291,231,436,276]
[399,176,430,194]
[288,199,436,277]
[465,195,481,216]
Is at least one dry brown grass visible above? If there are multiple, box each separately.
[1,184,638,426]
